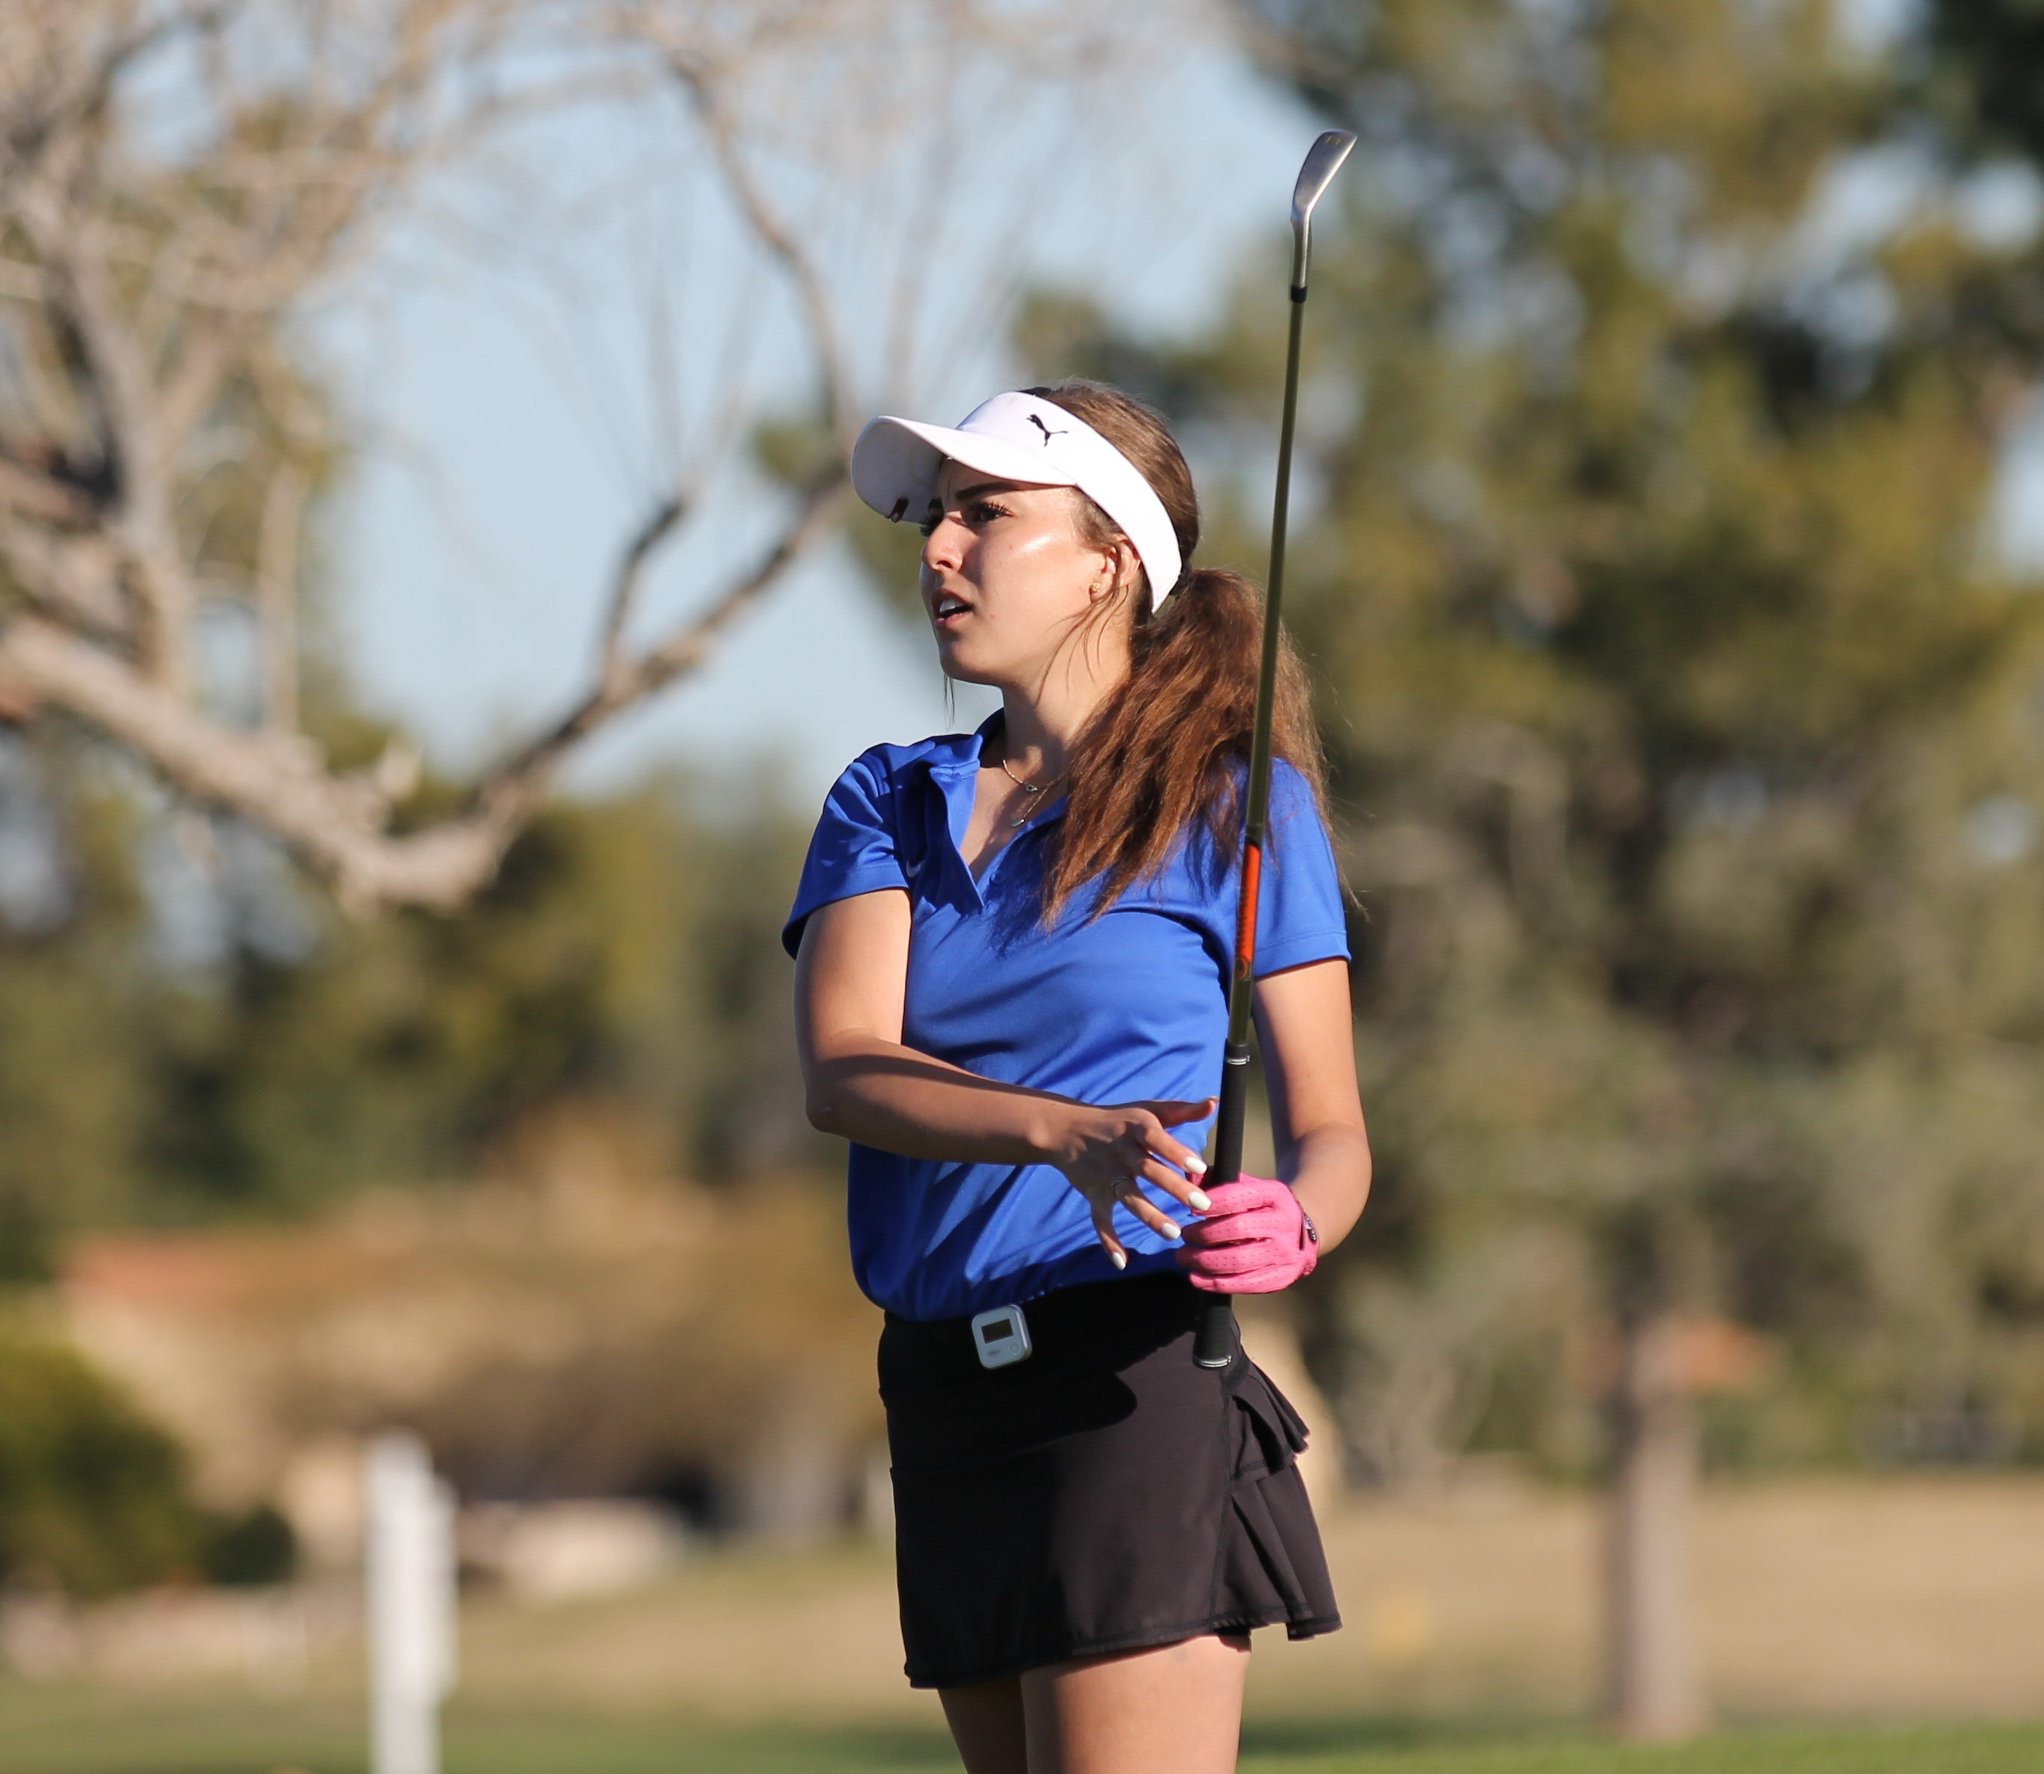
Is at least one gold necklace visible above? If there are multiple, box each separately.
[997,754,1065,828]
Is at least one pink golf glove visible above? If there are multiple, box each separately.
[1174,1174,1318,1294]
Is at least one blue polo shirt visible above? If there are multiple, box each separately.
[783,714,1350,1322]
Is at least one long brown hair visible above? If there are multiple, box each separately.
[1021,380,1336,925]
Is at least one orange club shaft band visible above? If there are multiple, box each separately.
[1233,840,1264,985]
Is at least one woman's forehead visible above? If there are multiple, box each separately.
[934,460,1064,503]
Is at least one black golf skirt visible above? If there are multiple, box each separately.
[878,1269,1342,1689]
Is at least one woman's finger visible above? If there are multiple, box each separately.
[1148,1096,1219,1128]
[1128,1119,1201,1201]
[1134,1152,1209,1214]
[1185,1180,1273,1218]
[1117,1173,1184,1242]
[1179,1258,1287,1295]
[1114,1134,1204,1210]
[1177,1238,1268,1275]
[1180,1207,1284,1249]
[1143,1133,1212,1202]
[1090,1199,1128,1269]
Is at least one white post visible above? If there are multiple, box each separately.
[367,1432,458,1774]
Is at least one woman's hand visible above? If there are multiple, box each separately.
[1047,1096,1217,1269]
[1174,1174,1318,1294]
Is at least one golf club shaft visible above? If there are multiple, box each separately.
[1191,283,1309,1371]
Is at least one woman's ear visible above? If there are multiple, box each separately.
[1091,539,1139,602]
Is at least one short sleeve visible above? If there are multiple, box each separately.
[781,751,911,958]
[1251,759,1351,977]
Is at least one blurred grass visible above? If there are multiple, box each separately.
[7,1481,2044,1770]
[0,1689,2041,1774]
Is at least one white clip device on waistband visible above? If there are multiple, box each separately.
[969,1304,1032,1370]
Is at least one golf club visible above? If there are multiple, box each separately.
[1192,128,1357,1371]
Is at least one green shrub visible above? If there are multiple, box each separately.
[0,1321,204,1597]
[200,1501,297,1587]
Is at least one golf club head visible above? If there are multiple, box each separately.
[1290,129,1357,290]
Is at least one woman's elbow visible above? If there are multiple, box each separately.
[802,1057,858,1137]
[799,1035,892,1138]
[802,1069,840,1134]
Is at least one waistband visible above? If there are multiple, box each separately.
[879,1271,1221,1393]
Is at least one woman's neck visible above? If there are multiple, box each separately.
[993,638,1129,780]
[994,688,1097,783]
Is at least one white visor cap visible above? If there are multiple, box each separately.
[850,391,1184,610]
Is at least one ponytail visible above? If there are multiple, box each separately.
[1041,563,1330,924]
[1026,383,1333,927]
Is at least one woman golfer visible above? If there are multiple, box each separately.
[785,380,1371,1774]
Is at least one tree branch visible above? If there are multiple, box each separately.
[18,176,201,694]
[0,469,845,911]
[657,48,856,443]
[0,450,98,529]
[0,524,131,640]
[495,467,848,797]
[254,460,307,732]
[0,0,1138,915]
[597,491,687,693]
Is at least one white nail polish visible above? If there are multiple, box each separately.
[1188,1189,1212,1212]
[1109,1248,1127,1270]
[1185,1155,1208,1176]
[1162,1222,1182,1241]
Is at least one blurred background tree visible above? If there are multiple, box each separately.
[3,2,2044,1745]
[139,770,816,1221]
[0,754,819,1257]
[0,747,152,1282]
[0,0,1126,1256]
[1023,0,2044,1738]
[0,0,1120,910]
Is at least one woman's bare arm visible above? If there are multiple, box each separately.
[795,887,1068,1164]
[1253,958,1372,1254]
[794,890,1212,1248]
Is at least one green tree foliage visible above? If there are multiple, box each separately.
[1034,0,2044,1477]
[1925,0,2044,169]
[0,1317,295,1596]
[199,1502,297,1588]
[0,1320,199,1596]
[141,772,820,1220]
[0,752,819,1260]
[0,742,153,1282]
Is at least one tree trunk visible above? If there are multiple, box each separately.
[1605,1309,1707,1741]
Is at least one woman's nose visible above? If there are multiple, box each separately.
[921,515,965,573]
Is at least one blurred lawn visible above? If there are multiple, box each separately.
[7,1481,2043,1771]
[1,1690,2041,1774]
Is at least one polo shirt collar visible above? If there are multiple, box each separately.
[919,711,1001,781]
[921,713,1070,808]
[919,712,1068,896]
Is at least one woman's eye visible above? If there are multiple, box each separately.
[918,498,1008,537]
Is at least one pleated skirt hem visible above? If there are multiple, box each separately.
[903,1604,1343,1692]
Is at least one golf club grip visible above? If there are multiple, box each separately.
[1191,1042,1253,1369]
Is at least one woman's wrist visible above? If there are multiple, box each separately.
[1285,1128,1371,1256]
[1022,1096,1079,1168]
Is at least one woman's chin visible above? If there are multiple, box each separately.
[935,651,999,688]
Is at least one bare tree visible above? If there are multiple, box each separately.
[0,0,1161,911]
